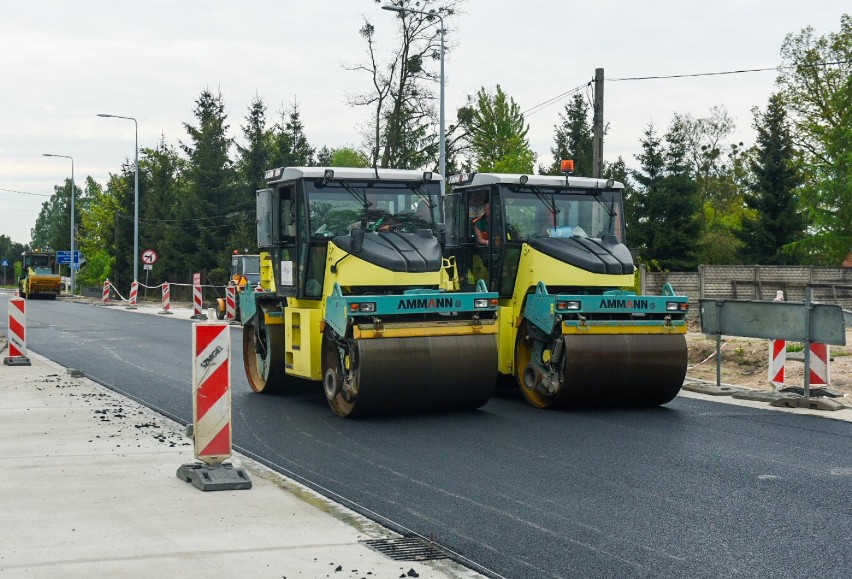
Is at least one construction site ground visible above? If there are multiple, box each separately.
[684,317,852,407]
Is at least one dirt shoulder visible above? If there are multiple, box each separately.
[685,317,852,405]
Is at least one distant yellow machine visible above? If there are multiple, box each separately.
[215,252,261,320]
[18,251,61,299]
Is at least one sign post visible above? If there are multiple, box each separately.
[141,250,158,299]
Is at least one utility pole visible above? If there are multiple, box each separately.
[592,67,604,178]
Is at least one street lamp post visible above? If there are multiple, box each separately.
[42,153,75,295]
[382,4,445,194]
[97,113,139,284]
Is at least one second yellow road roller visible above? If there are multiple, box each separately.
[444,167,690,407]
[239,167,499,417]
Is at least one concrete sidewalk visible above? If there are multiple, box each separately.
[0,297,481,578]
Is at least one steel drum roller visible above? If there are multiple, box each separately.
[326,334,498,417]
[556,334,687,407]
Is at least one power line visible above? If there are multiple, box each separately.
[522,82,591,117]
[609,60,849,82]
[521,60,850,118]
[0,187,51,197]
[608,66,778,81]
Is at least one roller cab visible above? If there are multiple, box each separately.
[240,167,499,417]
[445,171,690,408]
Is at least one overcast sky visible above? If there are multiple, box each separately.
[0,0,845,246]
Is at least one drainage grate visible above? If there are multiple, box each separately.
[361,535,448,561]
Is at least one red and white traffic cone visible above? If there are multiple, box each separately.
[176,322,250,491]
[768,339,786,390]
[126,281,138,309]
[4,297,31,366]
[102,279,111,304]
[158,282,173,315]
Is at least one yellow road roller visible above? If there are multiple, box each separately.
[444,170,690,407]
[239,167,499,417]
[18,251,61,299]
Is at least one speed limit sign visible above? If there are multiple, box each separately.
[142,249,158,265]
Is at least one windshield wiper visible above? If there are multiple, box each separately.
[334,180,372,229]
[406,183,436,210]
[513,185,559,229]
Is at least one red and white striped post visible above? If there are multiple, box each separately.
[126,281,138,309]
[4,297,31,366]
[190,272,207,320]
[809,343,830,387]
[192,322,232,465]
[102,279,111,304]
[176,322,250,491]
[768,339,786,389]
[225,283,236,322]
[158,282,173,315]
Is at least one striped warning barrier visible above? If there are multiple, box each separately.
[176,321,250,491]
[225,283,236,321]
[767,340,831,388]
[809,343,830,387]
[192,322,232,464]
[4,297,31,366]
[768,339,786,388]
[102,279,111,304]
[127,281,138,309]
[158,282,173,315]
[190,273,207,320]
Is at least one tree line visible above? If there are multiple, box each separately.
[18,3,850,290]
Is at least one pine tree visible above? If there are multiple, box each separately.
[630,126,664,251]
[271,101,315,169]
[236,95,274,199]
[631,123,701,270]
[180,88,235,277]
[140,138,187,281]
[738,93,805,264]
[548,93,594,175]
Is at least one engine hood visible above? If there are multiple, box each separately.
[333,230,442,273]
[527,235,634,275]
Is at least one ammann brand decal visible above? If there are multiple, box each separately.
[598,298,652,310]
[397,297,458,310]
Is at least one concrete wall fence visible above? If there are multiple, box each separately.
[642,265,852,312]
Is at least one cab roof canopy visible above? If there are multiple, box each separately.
[448,172,623,190]
[264,166,444,185]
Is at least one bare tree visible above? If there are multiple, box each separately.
[346,0,464,169]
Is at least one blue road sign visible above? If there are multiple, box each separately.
[56,251,81,265]
[1,260,8,267]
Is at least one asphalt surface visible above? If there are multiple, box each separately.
[6,294,852,578]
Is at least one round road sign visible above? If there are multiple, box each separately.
[142,249,158,265]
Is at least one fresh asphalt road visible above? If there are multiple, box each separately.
[6,295,852,579]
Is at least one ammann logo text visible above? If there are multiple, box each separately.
[397,297,455,310]
[599,298,649,309]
